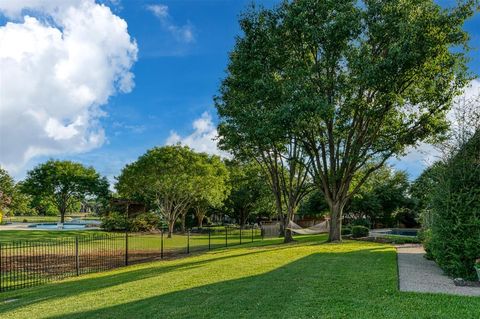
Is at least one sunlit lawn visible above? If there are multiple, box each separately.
[1,234,479,319]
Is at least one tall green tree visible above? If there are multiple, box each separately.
[216,8,314,242]
[22,160,110,223]
[218,0,475,241]
[116,145,230,236]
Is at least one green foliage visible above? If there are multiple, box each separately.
[101,212,129,231]
[351,226,369,238]
[297,190,329,218]
[101,212,161,232]
[130,213,161,232]
[429,131,480,279]
[218,0,475,242]
[418,228,434,260]
[223,160,275,225]
[22,160,110,222]
[0,167,15,211]
[116,145,230,235]
[348,166,415,228]
[341,227,351,236]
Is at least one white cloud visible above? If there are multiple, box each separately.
[0,0,138,173]
[146,4,194,43]
[166,112,230,157]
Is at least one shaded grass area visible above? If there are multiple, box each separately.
[1,235,479,319]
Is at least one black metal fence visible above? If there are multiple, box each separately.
[0,226,262,292]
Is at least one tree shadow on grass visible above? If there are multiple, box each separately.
[38,248,399,319]
[0,237,327,314]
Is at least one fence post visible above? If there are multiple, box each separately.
[251,226,254,243]
[225,226,228,247]
[125,231,129,266]
[208,228,211,250]
[240,227,242,244]
[187,229,190,254]
[161,229,164,259]
[75,236,79,276]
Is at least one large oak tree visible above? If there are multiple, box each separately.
[217,0,476,241]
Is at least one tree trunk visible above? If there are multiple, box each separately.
[284,228,294,243]
[60,209,65,224]
[168,220,174,238]
[181,213,186,233]
[328,202,343,242]
[197,214,204,228]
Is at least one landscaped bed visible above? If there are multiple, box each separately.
[0,234,479,319]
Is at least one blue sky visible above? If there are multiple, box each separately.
[0,0,479,184]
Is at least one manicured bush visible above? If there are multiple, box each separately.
[102,212,129,231]
[429,131,480,280]
[102,212,161,232]
[341,227,351,236]
[351,225,369,238]
[130,213,161,232]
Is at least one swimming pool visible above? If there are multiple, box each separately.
[28,220,101,230]
[370,228,419,237]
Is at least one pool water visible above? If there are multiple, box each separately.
[29,220,101,230]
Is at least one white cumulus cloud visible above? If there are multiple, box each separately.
[147,4,194,43]
[166,112,229,157]
[0,0,138,173]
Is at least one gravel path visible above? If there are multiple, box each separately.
[396,244,480,296]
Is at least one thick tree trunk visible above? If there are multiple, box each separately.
[197,214,203,228]
[284,228,294,243]
[328,202,343,242]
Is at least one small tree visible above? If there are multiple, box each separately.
[22,160,109,223]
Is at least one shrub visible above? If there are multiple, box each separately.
[429,132,480,280]
[351,226,369,238]
[102,212,129,231]
[130,213,161,232]
[102,212,161,232]
[341,227,351,236]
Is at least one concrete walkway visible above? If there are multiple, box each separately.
[396,244,480,296]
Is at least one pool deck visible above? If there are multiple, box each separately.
[0,223,36,230]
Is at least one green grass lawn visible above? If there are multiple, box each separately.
[1,234,479,319]
[0,230,108,242]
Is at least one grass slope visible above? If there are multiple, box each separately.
[0,235,479,319]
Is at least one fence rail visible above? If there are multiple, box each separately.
[0,226,262,292]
